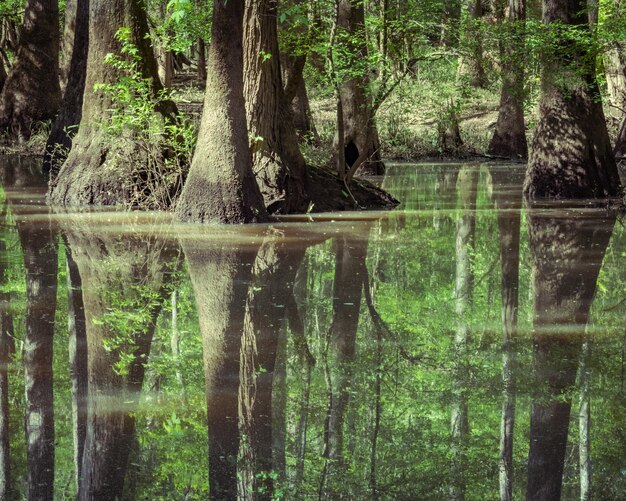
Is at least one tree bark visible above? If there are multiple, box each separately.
[48,0,177,207]
[450,166,479,501]
[524,0,622,201]
[176,0,267,223]
[243,0,309,214]
[489,166,523,501]
[44,0,89,178]
[17,214,59,501]
[62,222,174,501]
[182,235,260,499]
[0,0,61,141]
[65,245,88,492]
[335,0,385,176]
[321,232,368,498]
[488,0,527,159]
[525,210,615,501]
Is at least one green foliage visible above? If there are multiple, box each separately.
[95,28,194,210]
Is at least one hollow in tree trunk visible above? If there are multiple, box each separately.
[0,0,61,141]
[176,0,267,223]
[335,0,385,176]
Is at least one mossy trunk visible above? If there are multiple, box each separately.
[44,0,89,177]
[243,0,309,214]
[0,0,61,141]
[48,0,177,207]
[524,0,622,201]
[176,0,267,223]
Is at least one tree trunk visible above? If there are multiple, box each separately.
[321,233,368,498]
[525,211,615,501]
[66,245,88,492]
[17,215,59,501]
[524,0,622,201]
[239,239,308,499]
[457,0,488,88]
[0,0,61,141]
[450,166,479,501]
[182,236,260,499]
[336,0,385,176]
[489,167,523,501]
[60,0,77,92]
[604,44,626,120]
[44,0,89,178]
[243,0,309,214]
[0,201,12,501]
[197,38,207,82]
[48,0,177,207]
[488,0,527,159]
[62,223,174,501]
[176,0,267,223]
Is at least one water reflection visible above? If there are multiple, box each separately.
[0,157,623,500]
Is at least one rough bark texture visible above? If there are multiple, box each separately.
[176,0,267,223]
[336,0,385,176]
[604,42,626,122]
[16,214,59,501]
[0,0,61,141]
[525,210,615,501]
[62,221,174,501]
[44,0,89,178]
[488,0,527,159]
[182,235,260,499]
[524,0,622,201]
[243,0,309,214]
[48,0,176,207]
[60,0,77,91]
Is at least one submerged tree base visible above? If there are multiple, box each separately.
[306,164,398,212]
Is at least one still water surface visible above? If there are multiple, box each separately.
[0,157,623,500]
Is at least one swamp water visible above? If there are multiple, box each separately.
[0,157,623,500]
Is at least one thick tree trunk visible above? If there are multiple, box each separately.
[604,41,626,122]
[182,236,260,499]
[243,0,309,214]
[488,0,527,159]
[450,167,479,501]
[17,216,59,501]
[62,223,173,501]
[48,0,177,207]
[44,0,89,178]
[525,211,615,501]
[336,0,385,176]
[524,0,622,201]
[66,246,88,492]
[60,0,77,91]
[176,0,267,223]
[0,0,61,141]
